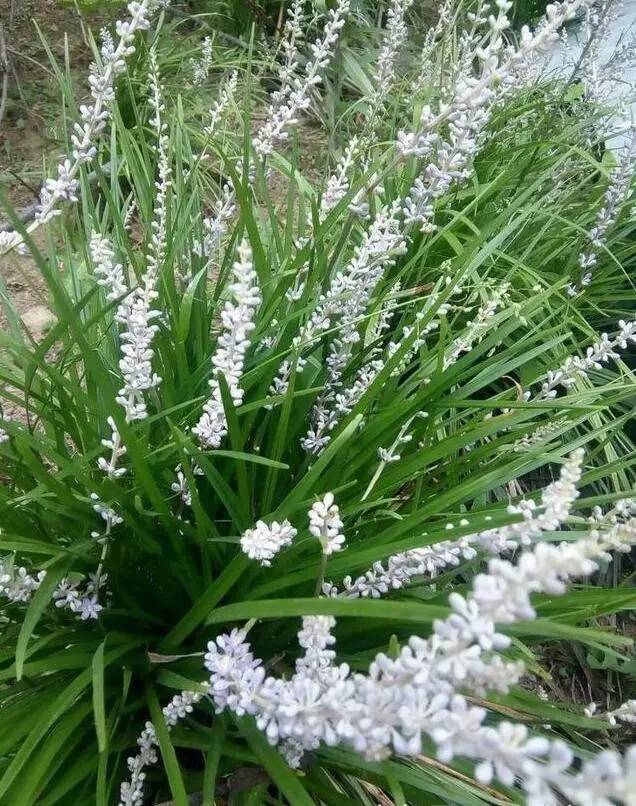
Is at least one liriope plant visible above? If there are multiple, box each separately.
[1,1,636,804]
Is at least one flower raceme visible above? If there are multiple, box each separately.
[0,1,164,257]
[2,0,636,803]
[203,511,636,802]
[193,239,261,448]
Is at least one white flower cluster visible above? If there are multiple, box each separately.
[252,0,350,157]
[376,416,415,465]
[320,136,360,219]
[191,35,214,85]
[119,687,208,806]
[0,558,45,603]
[326,449,584,598]
[240,520,298,566]
[90,492,124,537]
[443,284,510,369]
[0,556,105,620]
[94,54,171,479]
[171,462,204,508]
[370,0,414,112]
[301,202,408,452]
[53,573,106,620]
[536,319,636,399]
[33,1,162,229]
[412,0,454,95]
[193,240,261,448]
[586,698,636,726]
[239,495,344,565]
[204,69,238,138]
[309,493,346,555]
[568,128,636,295]
[204,512,636,801]
[293,0,583,453]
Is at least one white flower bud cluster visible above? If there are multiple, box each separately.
[536,319,636,399]
[32,1,162,229]
[204,70,238,138]
[272,0,307,104]
[0,558,45,603]
[301,203,408,452]
[370,0,414,113]
[607,700,636,726]
[252,0,350,157]
[298,281,459,453]
[270,0,583,424]
[586,698,636,726]
[320,136,360,220]
[240,520,298,566]
[146,47,172,282]
[197,0,340,260]
[0,409,11,444]
[0,231,23,252]
[568,128,636,295]
[90,493,124,535]
[293,1,583,452]
[377,417,414,465]
[90,48,171,486]
[91,233,128,302]
[95,54,170,480]
[512,417,569,452]
[171,462,204,508]
[309,493,346,555]
[400,0,594,230]
[203,510,636,800]
[443,283,510,369]
[119,687,208,806]
[191,35,214,85]
[239,493,344,566]
[575,0,634,106]
[193,240,261,449]
[411,0,454,95]
[326,449,584,598]
[199,182,237,259]
[114,268,162,422]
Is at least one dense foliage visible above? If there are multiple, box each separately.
[0,0,635,803]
